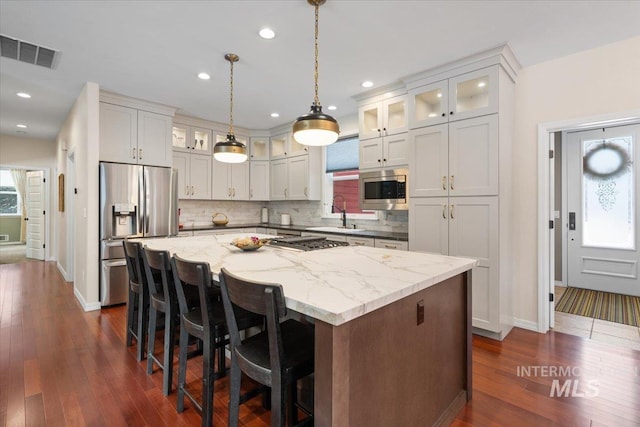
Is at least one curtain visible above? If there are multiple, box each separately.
[11,169,27,243]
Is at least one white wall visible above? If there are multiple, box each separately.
[55,82,101,310]
[513,36,640,324]
[0,134,57,258]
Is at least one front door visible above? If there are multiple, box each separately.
[26,170,45,260]
[567,124,640,296]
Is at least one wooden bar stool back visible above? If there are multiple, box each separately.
[123,240,149,362]
[141,246,177,396]
[219,268,314,427]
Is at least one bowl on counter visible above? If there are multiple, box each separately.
[212,212,229,226]
[231,236,268,252]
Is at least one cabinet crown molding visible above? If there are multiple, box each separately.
[403,44,521,90]
[352,82,407,103]
[99,91,177,116]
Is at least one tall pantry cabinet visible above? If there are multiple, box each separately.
[407,46,519,340]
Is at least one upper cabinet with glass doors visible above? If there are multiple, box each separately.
[249,136,270,161]
[172,123,212,155]
[408,66,498,129]
[358,95,407,141]
[270,131,308,159]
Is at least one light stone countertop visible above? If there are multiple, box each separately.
[141,233,476,326]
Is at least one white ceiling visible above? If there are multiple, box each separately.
[1,0,639,141]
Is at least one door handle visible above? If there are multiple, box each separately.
[569,212,576,230]
[450,204,455,219]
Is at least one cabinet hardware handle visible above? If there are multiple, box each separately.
[450,175,454,191]
[441,113,446,117]
[250,189,253,198]
[450,111,454,115]
[139,148,142,159]
[191,186,194,196]
[185,186,189,196]
[383,158,387,162]
[442,204,447,219]
[450,204,455,219]
[304,147,308,152]
[304,187,308,197]
[284,188,288,198]
[228,188,231,197]
[284,151,287,156]
[251,154,254,158]
[384,244,395,249]
[442,176,447,191]
[355,242,364,246]
[132,148,136,159]
[232,188,235,197]
[378,159,381,163]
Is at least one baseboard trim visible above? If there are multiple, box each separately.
[56,262,70,282]
[73,287,101,312]
[514,318,541,333]
[555,280,566,287]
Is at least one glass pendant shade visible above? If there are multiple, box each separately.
[213,134,247,163]
[293,105,339,146]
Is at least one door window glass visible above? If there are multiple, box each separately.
[582,136,634,249]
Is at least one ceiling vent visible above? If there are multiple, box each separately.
[0,34,59,69]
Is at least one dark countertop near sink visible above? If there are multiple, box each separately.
[179,223,408,242]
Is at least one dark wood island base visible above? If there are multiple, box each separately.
[314,271,472,426]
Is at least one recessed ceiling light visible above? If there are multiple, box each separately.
[259,28,275,39]
[437,93,442,98]
[270,112,280,118]
[327,105,337,111]
[17,92,31,98]
[197,72,211,80]
[16,124,27,128]
[477,81,486,88]
[361,81,373,88]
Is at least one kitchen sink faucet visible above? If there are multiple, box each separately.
[331,195,347,228]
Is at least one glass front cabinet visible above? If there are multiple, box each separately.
[408,66,499,129]
[172,123,212,155]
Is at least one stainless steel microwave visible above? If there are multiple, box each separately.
[359,168,408,210]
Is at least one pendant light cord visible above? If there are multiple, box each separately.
[229,58,235,135]
[313,3,320,107]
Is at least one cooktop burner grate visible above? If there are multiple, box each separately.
[268,236,350,251]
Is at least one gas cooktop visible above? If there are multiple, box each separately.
[268,236,350,251]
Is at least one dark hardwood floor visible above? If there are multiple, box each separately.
[2,261,640,426]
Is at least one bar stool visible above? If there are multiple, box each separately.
[219,268,314,427]
[123,240,148,362]
[171,255,263,427]
[141,246,177,396]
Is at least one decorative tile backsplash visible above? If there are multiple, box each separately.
[178,199,407,232]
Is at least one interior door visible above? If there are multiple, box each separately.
[26,170,45,260]
[567,124,640,296]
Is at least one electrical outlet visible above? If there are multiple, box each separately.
[417,300,424,325]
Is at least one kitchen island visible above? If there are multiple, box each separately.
[143,234,476,426]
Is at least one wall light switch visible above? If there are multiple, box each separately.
[554,210,560,219]
[417,300,424,325]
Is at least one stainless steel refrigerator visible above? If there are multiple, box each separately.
[99,162,178,306]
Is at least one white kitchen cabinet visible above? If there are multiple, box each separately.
[358,95,407,141]
[270,148,322,201]
[212,160,249,200]
[407,46,516,339]
[173,151,212,200]
[374,239,408,251]
[172,123,212,155]
[250,161,270,201]
[409,115,498,197]
[249,136,270,161]
[408,66,499,129]
[359,133,408,171]
[270,131,308,159]
[346,236,374,247]
[99,102,172,167]
[410,197,499,331]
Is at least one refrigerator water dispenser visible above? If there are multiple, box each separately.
[111,203,137,237]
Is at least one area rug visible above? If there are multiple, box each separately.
[0,243,30,264]
[556,287,640,327]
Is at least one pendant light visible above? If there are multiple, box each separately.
[214,53,248,163]
[292,0,339,146]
